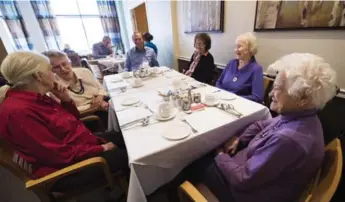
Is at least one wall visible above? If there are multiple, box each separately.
[176,1,345,89]
[121,0,174,68]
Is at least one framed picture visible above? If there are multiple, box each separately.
[254,1,345,31]
[183,0,224,33]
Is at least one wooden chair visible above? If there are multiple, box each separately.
[87,60,104,83]
[302,138,343,202]
[179,138,343,202]
[0,138,128,202]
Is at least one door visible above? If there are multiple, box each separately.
[131,3,149,33]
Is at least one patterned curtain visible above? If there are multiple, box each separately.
[97,0,124,54]
[0,0,33,50]
[31,0,61,50]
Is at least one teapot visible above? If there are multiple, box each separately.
[133,62,152,78]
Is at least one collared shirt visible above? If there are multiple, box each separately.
[215,110,324,202]
[56,68,108,111]
[216,58,264,103]
[0,90,104,178]
[124,46,159,71]
[92,42,112,59]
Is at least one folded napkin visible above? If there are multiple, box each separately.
[184,108,237,133]
[117,107,153,127]
[107,81,128,92]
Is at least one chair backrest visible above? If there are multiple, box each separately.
[87,60,104,82]
[0,138,32,183]
[307,138,343,202]
[67,53,82,67]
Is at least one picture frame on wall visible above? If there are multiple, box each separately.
[254,1,345,31]
[183,0,224,33]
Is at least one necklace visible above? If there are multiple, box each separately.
[68,79,84,95]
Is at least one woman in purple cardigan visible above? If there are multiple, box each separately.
[216,32,264,103]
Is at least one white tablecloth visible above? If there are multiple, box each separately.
[103,67,271,202]
[97,57,126,73]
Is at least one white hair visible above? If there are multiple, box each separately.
[0,51,51,87]
[236,32,258,56]
[268,53,337,109]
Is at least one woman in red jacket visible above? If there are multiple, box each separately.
[0,51,128,192]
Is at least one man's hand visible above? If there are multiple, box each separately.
[51,82,72,102]
[102,142,116,152]
[223,136,240,155]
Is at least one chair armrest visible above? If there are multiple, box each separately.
[25,157,114,190]
[80,115,105,132]
[179,181,207,202]
[80,107,99,118]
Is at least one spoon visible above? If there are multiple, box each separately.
[121,117,150,130]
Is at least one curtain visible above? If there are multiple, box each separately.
[97,0,124,54]
[0,0,33,50]
[31,0,61,50]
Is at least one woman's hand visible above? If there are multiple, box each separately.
[51,82,72,102]
[100,101,109,110]
[223,136,240,155]
[102,142,116,152]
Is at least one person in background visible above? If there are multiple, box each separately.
[143,32,158,55]
[216,32,264,103]
[0,51,128,193]
[92,36,113,59]
[42,50,109,127]
[124,32,159,72]
[183,33,215,84]
[168,53,337,202]
[62,44,76,54]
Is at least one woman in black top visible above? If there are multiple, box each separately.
[183,33,215,84]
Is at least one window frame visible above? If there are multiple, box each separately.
[52,0,103,51]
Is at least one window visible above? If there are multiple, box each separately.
[0,9,16,51]
[50,0,104,53]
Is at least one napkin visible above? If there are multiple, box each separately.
[117,107,153,127]
[184,108,237,132]
[107,81,128,91]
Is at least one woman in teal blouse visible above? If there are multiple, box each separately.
[143,32,158,55]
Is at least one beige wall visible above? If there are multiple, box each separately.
[176,1,345,89]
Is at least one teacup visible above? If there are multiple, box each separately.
[122,71,131,78]
[204,94,218,104]
[158,103,173,118]
[132,78,143,87]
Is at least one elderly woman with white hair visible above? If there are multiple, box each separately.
[216,32,264,103]
[167,53,337,202]
[0,52,128,193]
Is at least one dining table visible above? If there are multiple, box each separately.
[103,66,271,202]
[96,56,126,73]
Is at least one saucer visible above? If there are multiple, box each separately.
[162,123,191,140]
[122,72,132,79]
[131,83,144,88]
[155,108,178,121]
[121,97,140,106]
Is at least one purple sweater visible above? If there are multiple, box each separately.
[216,58,264,103]
[215,110,324,202]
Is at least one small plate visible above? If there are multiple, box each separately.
[155,108,178,121]
[162,123,191,140]
[219,94,236,101]
[131,83,144,88]
[121,97,140,106]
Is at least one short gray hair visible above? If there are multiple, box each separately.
[268,53,337,109]
[236,32,258,56]
[42,49,67,59]
[0,51,51,87]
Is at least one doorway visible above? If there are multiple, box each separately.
[131,3,149,33]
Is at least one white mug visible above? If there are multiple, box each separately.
[132,78,143,86]
[158,103,172,118]
[205,94,218,104]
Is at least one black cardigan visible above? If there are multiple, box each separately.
[186,52,215,84]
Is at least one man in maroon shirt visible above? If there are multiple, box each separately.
[0,51,128,192]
